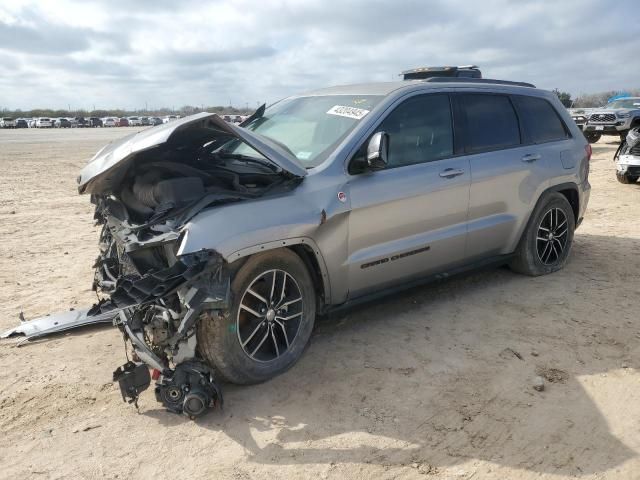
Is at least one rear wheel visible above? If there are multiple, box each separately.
[510,193,575,276]
[197,249,316,385]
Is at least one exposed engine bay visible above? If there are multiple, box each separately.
[81,113,305,418]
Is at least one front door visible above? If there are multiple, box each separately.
[346,93,471,298]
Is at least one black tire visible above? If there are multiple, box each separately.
[510,192,575,276]
[616,171,638,184]
[584,132,601,144]
[197,249,316,385]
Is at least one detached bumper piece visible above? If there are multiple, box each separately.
[0,307,121,342]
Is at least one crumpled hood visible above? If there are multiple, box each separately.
[78,112,307,194]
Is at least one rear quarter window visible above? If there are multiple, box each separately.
[460,94,520,153]
[512,95,569,144]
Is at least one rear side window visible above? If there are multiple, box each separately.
[513,95,568,143]
[461,94,520,153]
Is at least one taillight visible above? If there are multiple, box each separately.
[585,144,592,161]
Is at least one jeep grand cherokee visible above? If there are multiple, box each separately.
[76,78,591,416]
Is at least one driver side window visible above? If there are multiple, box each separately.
[380,94,454,168]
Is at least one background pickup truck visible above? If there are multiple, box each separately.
[583,97,640,143]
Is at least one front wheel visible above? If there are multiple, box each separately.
[616,171,638,184]
[584,132,601,144]
[510,193,575,276]
[197,249,316,385]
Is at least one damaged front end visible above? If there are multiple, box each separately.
[0,112,308,416]
[78,113,305,417]
[99,239,229,417]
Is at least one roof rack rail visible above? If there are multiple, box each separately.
[424,77,535,88]
[401,65,481,80]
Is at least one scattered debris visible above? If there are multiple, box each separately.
[536,366,569,384]
[531,349,539,357]
[410,461,438,475]
[71,423,101,433]
[500,347,523,360]
[533,376,545,391]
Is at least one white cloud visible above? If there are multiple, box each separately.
[0,0,637,110]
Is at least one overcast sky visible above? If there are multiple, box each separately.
[0,0,637,110]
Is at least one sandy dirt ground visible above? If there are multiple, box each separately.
[1,127,639,480]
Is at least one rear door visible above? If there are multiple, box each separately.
[459,93,566,259]
[346,93,471,297]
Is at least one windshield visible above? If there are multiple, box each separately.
[224,94,383,168]
[606,98,640,109]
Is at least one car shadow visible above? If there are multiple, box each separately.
[145,231,638,475]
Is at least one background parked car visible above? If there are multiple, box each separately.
[72,117,89,128]
[35,117,53,128]
[102,117,118,127]
[15,118,28,128]
[162,115,178,123]
[128,116,142,126]
[54,118,71,128]
[1,117,16,128]
[150,117,163,126]
[140,117,151,126]
[117,117,129,127]
[88,117,103,128]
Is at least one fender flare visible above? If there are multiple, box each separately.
[226,237,332,305]
[517,182,580,247]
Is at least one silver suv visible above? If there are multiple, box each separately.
[78,78,591,416]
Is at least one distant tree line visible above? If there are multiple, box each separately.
[3,88,640,117]
[0,104,255,118]
[553,88,640,108]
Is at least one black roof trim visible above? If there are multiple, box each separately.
[424,77,535,88]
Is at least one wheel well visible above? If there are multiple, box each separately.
[289,245,326,308]
[558,187,579,221]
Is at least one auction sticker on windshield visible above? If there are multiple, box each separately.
[327,105,370,120]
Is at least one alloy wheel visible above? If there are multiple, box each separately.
[536,207,569,265]
[236,269,304,362]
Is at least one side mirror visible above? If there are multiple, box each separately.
[366,131,389,170]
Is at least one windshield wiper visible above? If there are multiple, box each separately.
[239,103,265,127]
